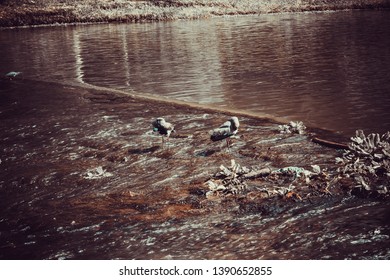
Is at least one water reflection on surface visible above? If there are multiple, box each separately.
[1,11,390,135]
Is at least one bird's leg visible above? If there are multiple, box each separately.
[226,138,230,152]
[161,136,164,149]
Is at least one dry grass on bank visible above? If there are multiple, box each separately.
[1,0,389,27]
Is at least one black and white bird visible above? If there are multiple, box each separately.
[210,116,239,149]
[152,117,175,147]
[5,71,22,80]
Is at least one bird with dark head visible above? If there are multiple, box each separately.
[152,117,175,148]
[210,116,239,150]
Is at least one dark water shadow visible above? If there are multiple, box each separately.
[128,146,160,155]
[195,149,217,157]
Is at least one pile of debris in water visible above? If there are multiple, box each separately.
[336,130,390,196]
[278,121,306,135]
[205,159,332,201]
[205,127,390,200]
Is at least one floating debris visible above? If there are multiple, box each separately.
[277,166,304,176]
[335,130,390,195]
[205,159,330,199]
[205,159,249,197]
[275,166,309,179]
[278,121,306,134]
[84,166,113,180]
[312,137,349,150]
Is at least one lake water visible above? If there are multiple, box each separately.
[1,10,390,136]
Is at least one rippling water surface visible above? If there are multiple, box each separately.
[1,10,390,136]
[1,10,390,260]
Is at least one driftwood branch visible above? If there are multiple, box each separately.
[242,167,272,179]
[311,137,349,150]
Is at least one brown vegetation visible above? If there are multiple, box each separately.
[1,0,390,27]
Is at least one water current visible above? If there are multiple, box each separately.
[1,10,390,136]
[0,10,389,260]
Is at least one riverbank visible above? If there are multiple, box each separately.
[1,0,390,27]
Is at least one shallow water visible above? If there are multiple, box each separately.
[0,79,389,259]
[1,10,390,260]
[1,10,390,136]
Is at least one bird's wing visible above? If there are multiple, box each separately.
[164,122,175,136]
[165,122,174,130]
[219,121,231,129]
[210,126,232,141]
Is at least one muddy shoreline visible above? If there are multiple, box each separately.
[1,0,390,28]
[1,78,389,259]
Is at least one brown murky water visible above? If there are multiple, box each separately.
[0,10,390,260]
[0,79,389,260]
[1,10,390,136]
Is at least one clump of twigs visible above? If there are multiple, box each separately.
[278,121,306,134]
[205,159,271,197]
[205,130,390,200]
[335,130,390,196]
[269,164,333,199]
[84,166,113,179]
[205,159,333,199]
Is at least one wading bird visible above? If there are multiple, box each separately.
[210,116,239,150]
[5,71,22,80]
[152,117,175,148]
